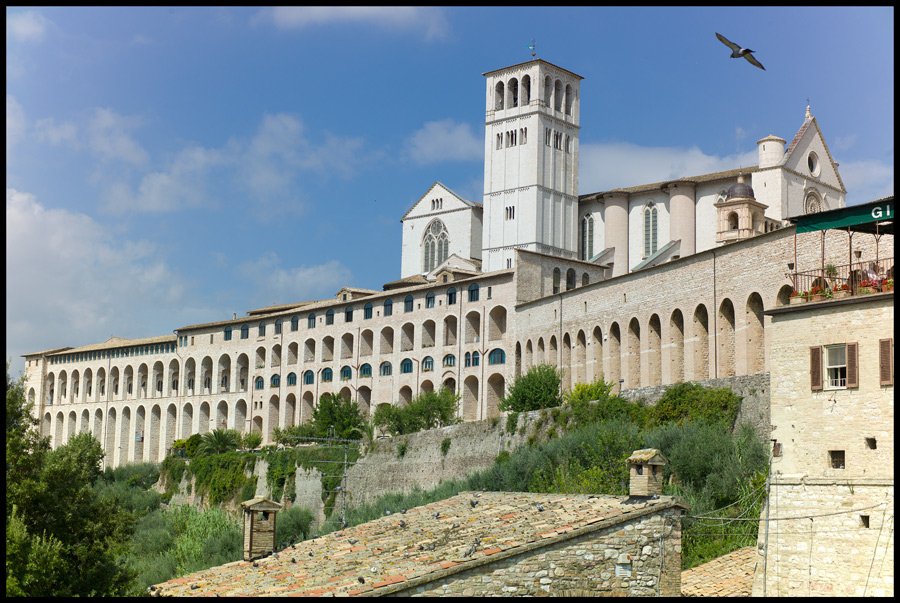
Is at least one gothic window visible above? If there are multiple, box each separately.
[423,220,449,273]
[643,202,658,258]
[565,83,574,115]
[554,79,563,111]
[508,77,518,107]
[566,268,576,291]
[581,214,594,260]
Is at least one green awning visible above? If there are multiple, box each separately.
[792,198,894,234]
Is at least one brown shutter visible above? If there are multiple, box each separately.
[846,342,859,388]
[880,338,894,386]
[810,346,823,391]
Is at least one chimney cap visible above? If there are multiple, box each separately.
[626,448,668,466]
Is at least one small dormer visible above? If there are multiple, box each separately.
[627,449,668,497]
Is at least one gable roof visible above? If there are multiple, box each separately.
[153,490,686,597]
[46,335,177,356]
[400,181,482,222]
[681,546,756,597]
[782,114,846,194]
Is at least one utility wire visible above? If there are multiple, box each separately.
[686,501,886,522]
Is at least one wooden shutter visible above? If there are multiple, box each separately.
[880,338,894,386]
[846,342,859,388]
[810,346,823,391]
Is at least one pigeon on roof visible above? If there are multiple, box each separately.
[716,33,765,70]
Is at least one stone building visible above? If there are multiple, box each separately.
[21,56,890,469]
[152,457,688,597]
[750,203,894,597]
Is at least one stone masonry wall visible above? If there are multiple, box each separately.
[392,510,683,597]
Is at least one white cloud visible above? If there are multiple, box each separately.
[236,253,353,309]
[34,117,79,147]
[254,6,449,40]
[406,119,483,164]
[87,108,148,165]
[7,10,50,43]
[5,188,191,377]
[835,158,894,205]
[578,141,758,193]
[832,133,858,152]
[6,95,26,155]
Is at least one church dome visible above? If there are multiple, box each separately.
[726,175,754,200]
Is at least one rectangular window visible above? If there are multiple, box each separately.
[825,344,847,389]
[829,450,845,469]
[880,338,894,385]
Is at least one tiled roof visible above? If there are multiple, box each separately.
[153,491,685,597]
[680,546,757,597]
[579,166,758,202]
[46,335,176,356]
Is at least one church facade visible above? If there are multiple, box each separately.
[24,57,875,469]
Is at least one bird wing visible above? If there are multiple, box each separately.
[744,53,766,71]
[716,32,740,52]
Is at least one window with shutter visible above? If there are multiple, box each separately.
[880,338,893,386]
[846,342,859,388]
[810,346,822,391]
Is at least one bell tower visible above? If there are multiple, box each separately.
[481,59,583,272]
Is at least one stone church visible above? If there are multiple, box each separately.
[24,56,870,469]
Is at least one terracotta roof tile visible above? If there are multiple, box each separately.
[680,546,757,597]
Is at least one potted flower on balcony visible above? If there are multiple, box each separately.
[857,280,875,295]
[833,283,851,299]
[809,285,826,302]
[789,290,806,305]
[882,278,894,292]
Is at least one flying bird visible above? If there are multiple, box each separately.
[716,33,765,70]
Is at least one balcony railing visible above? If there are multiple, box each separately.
[789,257,893,296]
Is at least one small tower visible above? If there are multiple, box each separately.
[242,497,283,561]
[715,174,771,244]
[626,448,668,497]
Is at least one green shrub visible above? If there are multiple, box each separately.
[490,416,500,428]
[505,411,520,435]
[397,441,408,458]
[374,387,461,436]
[647,382,741,429]
[275,506,315,545]
[499,364,562,412]
[184,433,203,458]
[240,477,258,502]
[242,430,263,450]
[189,452,256,505]
[440,437,452,457]
[496,450,510,464]
[312,392,366,439]
[196,429,242,457]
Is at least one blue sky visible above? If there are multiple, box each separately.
[6,6,894,377]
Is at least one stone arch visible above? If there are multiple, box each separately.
[398,386,413,408]
[285,394,296,428]
[360,329,374,357]
[237,354,249,392]
[462,376,479,421]
[167,359,179,396]
[71,369,80,403]
[234,399,247,434]
[55,411,64,448]
[339,387,352,401]
[357,386,371,418]
[465,311,481,344]
[322,336,334,362]
[272,343,282,368]
[420,380,434,394]
[42,411,51,440]
[216,400,229,430]
[548,335,558,367]
[83,368,93,403]
[93,408,103,440]
[149,404,162,462]
[255,347,266,370]
[608,322,621,385]
[267,395,280,443]
[301,392,315,424]
[591,326,603,381]
[217,354,231,393]
[575,330,587,386]
[287,342,299,365]
[515,342,523,378]
[199,401,211,435]
[648,314,662,387]
[561,333,572,390]
[200,356,213,394]
[183,358,195,396]
[626,318,641,388]
[718,298,736,377]
[486,373,505,419]
[380,326,394,355]
[137,363,149,399]
[181,403,194,439]
[152,361,164,397]
[105,408,117,466]
[252,415,263,437]
[341,333,354,359]
[443,377,456,393]
[304,338,317,363]
[164,404,177,459]
[401,323,415,352]
[745,293,765,374]
[488,306,507,341]
[134,406,146,462]
[692,304,710,380]
[525,339,534,370]
[422,320,436,348]
[443,315,457,346]
[119,407,131,464]
[669,309,685,384]
[776,284,794,307]
[80,408,90,433]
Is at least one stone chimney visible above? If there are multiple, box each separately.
[241,497,283,561]
[626,449,668,497]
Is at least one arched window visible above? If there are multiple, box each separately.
[258,322,266,337]
[443,354,456,367]
[255,377,264,390]
[644,202,658,258]
[468,283,480,302]
[241,324,249,339]
[380,362,392,376]
[581,215,594,260]
[287,372,297,386]
[447,287,457,305]
[472,351,480,367]
[582,273,590,286]
[465,352,471,367]
[521,74,531,105]
[291,316,299,332]
[805,192,822,214]
[727,212,739,230]
[423,220,450,273]
[401,359,413,374]
[308,313,316,329]
[566,268,576,291]
[565,83,574,115]
[224,326,233,341]
[494,81,504,110]
[360,363,372,377]
[345,306,353,322]
[325,310,334,326]
[303,371,314,385]
[322,368,333,382]
[274,319,282,335]
[426,292,435,308]
[423,356,434,371]
[553,268,561,294]
[364,303,373,319]
[340,366,352,380]
[489,349,506,365]
[384,299,393,317]
[271,374,280,387]
[404,295,414,313]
